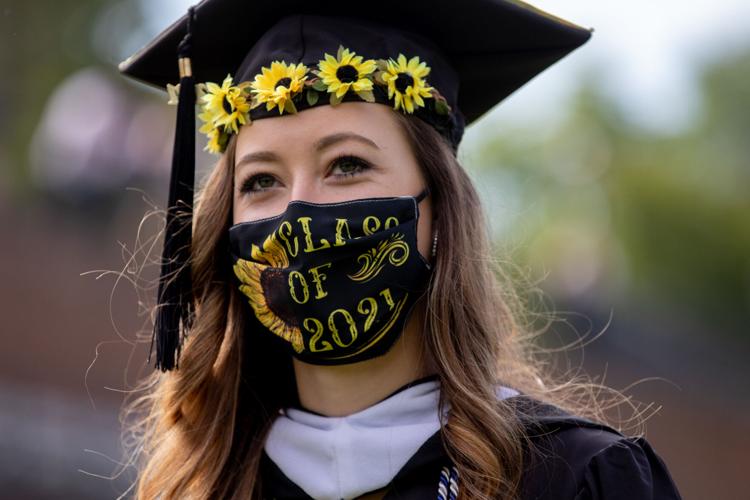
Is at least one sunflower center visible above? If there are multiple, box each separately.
[395,73,414,93]
[260,268,298,326]
[275,77,292,90]
[222,96,234,114]
[335,65,359,83]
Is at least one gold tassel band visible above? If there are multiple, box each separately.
[178,57,192,78]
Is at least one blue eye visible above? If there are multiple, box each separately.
[330,155,371,178]
[240,173,278,193]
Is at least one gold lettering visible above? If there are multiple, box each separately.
[363,216,380,236]
[277,221,299,257]
[334,218,352,246]
[384,216,399,229]
[357,297,378,332]
[298,217,332,253]
[304,317,333,352]
[288,271,309,304]
[328,309,358,348]
[307,262,332,299]
[379,288,396,310]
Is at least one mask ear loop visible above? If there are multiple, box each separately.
[415,187,431,203]
[413,187,438,260]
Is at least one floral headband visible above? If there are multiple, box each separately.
[168,45,452,154]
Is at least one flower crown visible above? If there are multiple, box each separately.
[168,45,452,154]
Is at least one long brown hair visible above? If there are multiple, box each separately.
[121,112,640,499]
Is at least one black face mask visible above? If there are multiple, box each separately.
[228,189,432,365]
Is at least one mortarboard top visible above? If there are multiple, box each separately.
[120,0,592,128]
[118,0,592,371]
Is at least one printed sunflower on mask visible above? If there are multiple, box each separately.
[250,61,309,114]
[317,45,377,105]
[233,233,305,353]
[379,54,433,113]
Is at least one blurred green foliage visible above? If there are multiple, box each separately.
[474,50,750,338]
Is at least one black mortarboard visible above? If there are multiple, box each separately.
[119,0,592,370]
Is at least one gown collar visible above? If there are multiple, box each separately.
[264,377,519,500]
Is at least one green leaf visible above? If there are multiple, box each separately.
[306,89,319,106]
[374,71,387,85]
[218,131,229,151]
[435,99,450,116]
[376,59,389,71]
[337,45,345,60]
[356,90,375,103]
[284,99,298,114]
[329,92,343,106]
[312,79,328,92]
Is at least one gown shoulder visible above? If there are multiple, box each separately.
[512,395,683,500]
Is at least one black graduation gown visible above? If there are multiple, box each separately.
[260,394,683,499]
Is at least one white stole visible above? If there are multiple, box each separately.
[264,380,519,499]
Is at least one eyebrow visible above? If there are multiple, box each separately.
[235,132,380,169]
[313,132,380,152]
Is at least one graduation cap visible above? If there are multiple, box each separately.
[119,0,593,371]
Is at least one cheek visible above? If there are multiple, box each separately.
[232,196,241,225]
[232,194,258,225]
[416,200,433,262]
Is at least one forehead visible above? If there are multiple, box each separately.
[235,101,408,154]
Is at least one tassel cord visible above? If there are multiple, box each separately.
[151,6,197,371]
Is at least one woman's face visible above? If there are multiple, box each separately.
[232,101,433,260]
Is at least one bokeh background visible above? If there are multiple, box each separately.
[1,0,748,498]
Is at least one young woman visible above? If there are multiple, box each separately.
[119,1,683,499]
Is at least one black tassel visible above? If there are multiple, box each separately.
[151,7,197,371]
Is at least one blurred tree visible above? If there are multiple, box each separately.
[0,0,145,199]
[473,48,750,339]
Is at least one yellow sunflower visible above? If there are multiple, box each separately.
[198,108,229,154]
[233,232,304,353]
[199,121,229,154]
[199,74,251,134]
[250,61,308,114]
[382,54,433,113]
[317,45,377,101]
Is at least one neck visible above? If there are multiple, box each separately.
[292,303,433,417]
